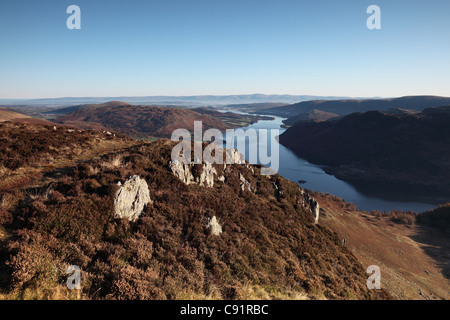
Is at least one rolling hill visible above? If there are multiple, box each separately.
[53,102,234,139]
[0,108,31,122]
[0,107,57,126]
[0,121,392,300]
[283,109,339,126]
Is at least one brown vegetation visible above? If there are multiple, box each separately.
[0,123,390,300]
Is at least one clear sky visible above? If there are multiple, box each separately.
[1,0,449,99]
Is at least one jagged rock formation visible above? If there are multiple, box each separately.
[225,148,246,166]
[114,175,152,221]
[299,189,320,224]
[207,216,223,236]
[169,161,218,187]
[310,198,320,225]
[199,163,217,188]
[169,148,249,189]
[169,161,195,185]
[239,173,252,192]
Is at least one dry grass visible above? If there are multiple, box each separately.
[2,141,382,300]
[4,285,84,300]
[315,191,450,300]
[101,155,124,170]
[0,122,139,191]
[239,285,311,300]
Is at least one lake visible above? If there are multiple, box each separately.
[224,113,437,213]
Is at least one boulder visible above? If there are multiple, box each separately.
[169,148,251,190]
[169,161,218,188]
[207,216,223,236]
[114,175,151,222]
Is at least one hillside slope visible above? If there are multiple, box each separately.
[0,122,137,192]
[279,106,450,196]
[0,122,390,300]
[283,109,339,126]
[222,103,288,113]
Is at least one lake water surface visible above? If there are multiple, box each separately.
[224,113,437,213]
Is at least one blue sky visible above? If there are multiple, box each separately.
[0,0,449,99]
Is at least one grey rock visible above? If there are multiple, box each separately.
[299,189,320,224]
[114,175,151,222]
[198,163,217,188]
[207,216,223,236]
[310,199,320,225]
[225,148,246,165]
[239,173,252,192]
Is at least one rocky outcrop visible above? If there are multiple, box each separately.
[114,175,152,222]
[299,189,320,224]
[198,163,217,188]
[169,161,218,188]
[207,216,223,236]
[310,198,320,225]
[169,148,248,189]
[239,173,252,192]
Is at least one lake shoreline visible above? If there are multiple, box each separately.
[228,111,438,213]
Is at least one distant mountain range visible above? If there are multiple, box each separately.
[263,96,450,119]
[0,94,353,106]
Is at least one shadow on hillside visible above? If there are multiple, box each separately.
[411,225,450,281]
[0,231,12,294]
